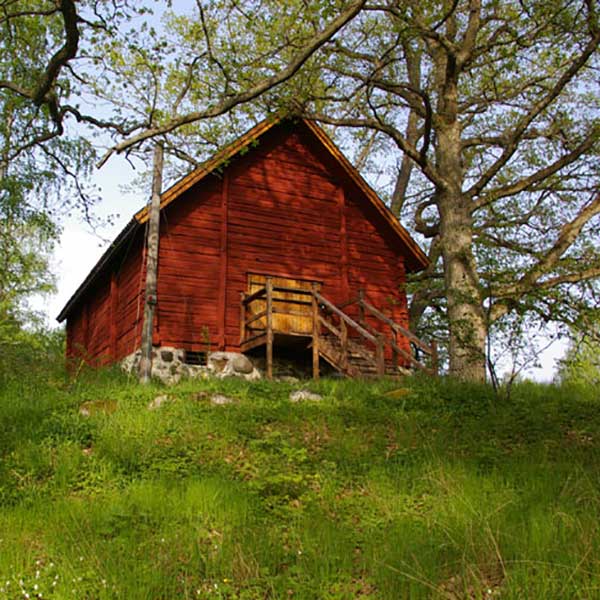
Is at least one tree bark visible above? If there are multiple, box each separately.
[434,40,487,381]
[437,119,487,380]
[139,143,164,384]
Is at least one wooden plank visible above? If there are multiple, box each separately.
[218,173,229,349]
[243,286,266,305]
[314,292,376,344]
[240,292,246,344]
[245,310,268,326]
[361,298,433,354]
[312,283,320,380]
[318,315,341,338]
[272,308,312,318]
[240,334,268,353]
[266,277,273,379]
[271,285,314,295]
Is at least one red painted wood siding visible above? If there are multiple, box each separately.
[224,126,345,349]
[155,177,223,351]
[66,121,413,365]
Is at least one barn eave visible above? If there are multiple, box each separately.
[56,218,140,322]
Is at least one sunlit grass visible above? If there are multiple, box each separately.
[1,368,599,598]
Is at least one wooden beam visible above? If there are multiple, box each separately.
[312,283,320,380]
[376,334,385,376]
[240,292,246,345]
[266,277,273,379]
[314,291,377,344]
[218,172,229,349]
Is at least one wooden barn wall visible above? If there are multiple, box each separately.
[344,189,411,358]
[223,126,345,350]
[65,229,145,365]
[66,304,86,362]
[154,177,223,350]
[113,231,145,360]
[65,121,414,364]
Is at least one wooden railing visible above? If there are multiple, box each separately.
[313,290,386,378]
[240,277,438,379]
[240,278,314,378]
[339,290,439,375]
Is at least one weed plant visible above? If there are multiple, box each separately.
[1,363,599,598]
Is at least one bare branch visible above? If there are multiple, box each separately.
[97,0,367,167]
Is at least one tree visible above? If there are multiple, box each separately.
[3,1,599,382]
[557,322,600,386]
[93,0,599,381]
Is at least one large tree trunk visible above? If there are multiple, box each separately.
[438,192,487,381]
[436,89,487,381]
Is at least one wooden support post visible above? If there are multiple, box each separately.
[312,283,320,380]
[139,143,164,384]
[266,277,273,380]
[240,292,246,345]
[430,340,439,375]
[376,334,385,377]
[340,317,348,371]
[358,289,365,326]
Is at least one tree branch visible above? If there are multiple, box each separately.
[97,0,366,167]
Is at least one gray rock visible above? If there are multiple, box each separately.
[210,393,236,405]
[148,394,172,410]
[231,354,254,374]
[289,390,322,403]
[79,399,117,417]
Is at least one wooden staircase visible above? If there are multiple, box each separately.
[240,277,438,379]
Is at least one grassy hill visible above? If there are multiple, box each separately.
[1,370,599,599]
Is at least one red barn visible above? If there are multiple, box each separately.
[57,117,434,378]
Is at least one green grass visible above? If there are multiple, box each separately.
[1,368,600,599]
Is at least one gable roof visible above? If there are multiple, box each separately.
[57,116,427,322]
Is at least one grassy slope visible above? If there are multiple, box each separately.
[1,371,599,599]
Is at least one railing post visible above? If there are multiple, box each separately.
[240,292,246,345]
[266,278,273,380]
[311,283,320,380]
[358,289,365,326]
[340,317,348,370]
[430,340,439,375]
[376,334,385,376]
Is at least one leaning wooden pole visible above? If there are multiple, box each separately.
[139,143,164,384]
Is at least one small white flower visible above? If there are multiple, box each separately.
[34,584,39,591]
[35,571,40,578]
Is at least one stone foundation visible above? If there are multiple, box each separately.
[121,347,261,384]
